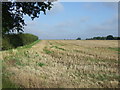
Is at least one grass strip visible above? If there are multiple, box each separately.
[17,39,40,49]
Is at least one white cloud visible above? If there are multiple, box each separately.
[79,17,90,23]
[47,2,64,15]
[53,16,90,29]
[83,2,118,12]
[84,16,118,38]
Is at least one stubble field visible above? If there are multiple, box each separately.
[1,40,119,88]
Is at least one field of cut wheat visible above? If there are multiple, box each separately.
[1,40,119,88]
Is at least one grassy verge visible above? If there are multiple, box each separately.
[2,40,40,52]
[17,39,40,49]
[2,40,40,88]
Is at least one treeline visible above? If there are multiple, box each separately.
[2,33,38,50]
[86,35,120,40]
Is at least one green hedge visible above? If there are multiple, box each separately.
[2,33,38,50]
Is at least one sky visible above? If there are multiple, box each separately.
[24,1,118,40]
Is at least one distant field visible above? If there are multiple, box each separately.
[1,40,119,88]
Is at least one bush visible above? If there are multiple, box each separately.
[76,37,81,40]
[2,33,38,50]
[106,35,114,40]
[2,37,14,50]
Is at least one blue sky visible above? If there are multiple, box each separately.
[24,2,118,40]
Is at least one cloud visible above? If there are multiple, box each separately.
[24,14,118,39]
[54,21,74,29]
[83,3,96,11]
[54,16,90,29]
[24,15,91,39]
[83,2,118,12]
[79,17,90,23]
[84,16,118,38]
[47,2,64,15]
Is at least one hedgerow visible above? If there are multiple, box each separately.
[2,33,38,50]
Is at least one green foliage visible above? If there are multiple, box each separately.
[106,35,114,40]
[15,59,25,66]
[86,35,120,40]
[43,47,53,54]
[44,49,53,54]
[2,2,53,34]
[2,33,38,50]
[38,62,45,67]
[2,37,14,50]
[2,72,20,88]
[108,47,120,52]
[50,46,66,51]
[76,37,81,40]
[17,40,40,49]
[86,36,106,40]
[2,77,20,88]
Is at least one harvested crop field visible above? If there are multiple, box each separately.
[1,40,120,88]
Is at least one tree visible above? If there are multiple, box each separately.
[2,1,53,34]
[76,37,81,40]
[106,35,114,40]
[117,37,120,40]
